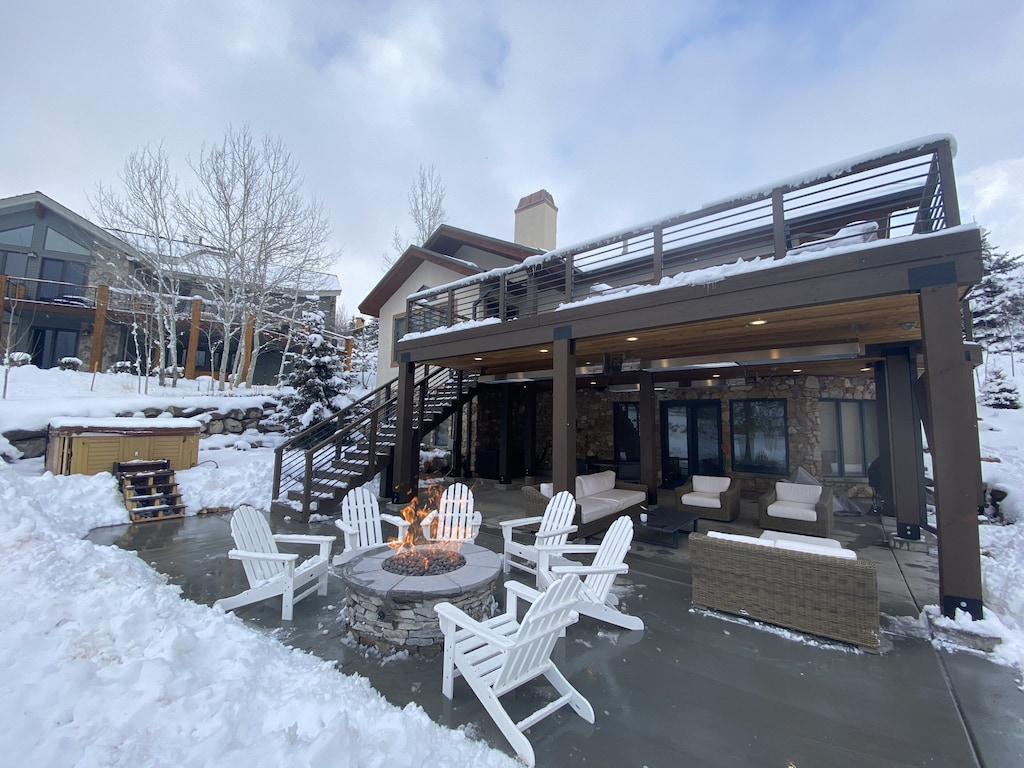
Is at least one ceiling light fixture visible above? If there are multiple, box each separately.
[626,336,639,342]
[473,357,483,361]
[792,368,802,373]
[539,348,549,353]
[749,319,767,326]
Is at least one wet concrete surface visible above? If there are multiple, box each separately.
[87,482,1024,767]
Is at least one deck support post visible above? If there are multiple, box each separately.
[393,356,418,506]
[918,283,984,620]
[639,371,657,501]
[552,326,576,495]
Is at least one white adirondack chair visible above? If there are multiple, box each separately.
[331,486,410,565]
[422,482,481,543]
[535,515,644,631]
[214,505,335,621]
[499,490,577,577]
[435,574,594,767]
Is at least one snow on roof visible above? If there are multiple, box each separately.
[701,133,957,210]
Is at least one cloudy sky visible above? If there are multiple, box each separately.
[3,0,1022,315]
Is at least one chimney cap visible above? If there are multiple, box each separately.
[515,189,557,214]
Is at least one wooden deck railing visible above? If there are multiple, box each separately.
[405,136,960,336]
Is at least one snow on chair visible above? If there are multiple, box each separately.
[331,486,410,566]
[422,482,481,543]
[500,490,577,578]
[435,574,593,767]
[534,515,644,631]
[215,504,335,621]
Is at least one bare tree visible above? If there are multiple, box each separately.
[409,163,448,244]
[92,144,188,387]
[178,126,336,389]
[382,163,449,270]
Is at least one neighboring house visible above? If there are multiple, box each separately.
[359,197,552,383]
[373,136,985,619]
[0,192,341,383]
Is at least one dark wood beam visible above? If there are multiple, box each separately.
[552,328,575,494]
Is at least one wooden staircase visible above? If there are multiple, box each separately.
[117,459,186,523]
[271,366,476,521]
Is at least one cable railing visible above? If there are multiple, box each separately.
[406,136,960,337]
[271,365,475,518]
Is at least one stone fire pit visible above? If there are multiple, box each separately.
[338,543,500,654]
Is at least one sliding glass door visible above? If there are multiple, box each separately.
[660,400,722,487]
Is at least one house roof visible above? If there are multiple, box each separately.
[359,224,542,317]
[0,191,139,258]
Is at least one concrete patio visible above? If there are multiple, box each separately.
[88,481,1024,767]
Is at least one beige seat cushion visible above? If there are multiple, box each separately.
[576,470,617,498]
[680,491,722,509]
[775,482,822,504]
[692,475,731,494]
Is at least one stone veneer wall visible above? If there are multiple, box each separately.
[468,374,876,499]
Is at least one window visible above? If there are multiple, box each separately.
[730,398,788,474]
[612,401,641,482]
[391,314,407,365]
[0,225,34,248]
[43,227,90,256]
[30,328,79,368]
[1,250,30,278]
[821,399,878,477]
[38,258,87,300]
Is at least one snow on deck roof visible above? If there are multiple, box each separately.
[48,417,203,430]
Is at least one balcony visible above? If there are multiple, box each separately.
[405,135,961,344]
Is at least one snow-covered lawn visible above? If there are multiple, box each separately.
[1,363,1022,765]
[0,367,516,767]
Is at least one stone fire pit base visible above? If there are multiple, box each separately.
[338,543,501,655]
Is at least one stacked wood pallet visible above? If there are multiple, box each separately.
[116,459,186,523]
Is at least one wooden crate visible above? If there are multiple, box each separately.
[45,417,201,476]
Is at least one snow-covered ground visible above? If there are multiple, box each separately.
[0,362,1021,765]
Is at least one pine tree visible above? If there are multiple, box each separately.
[971,233,1023,357]
[980,367,1021,409]
[273,301,353,433]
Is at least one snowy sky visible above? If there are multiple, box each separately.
[2,0,1023,316]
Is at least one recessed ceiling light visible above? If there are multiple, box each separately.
[792,368,802,373]
[861,366,871,372]
[712,373,721,378]
[626,336,639,342]
[473,357,483,361]
[749,319,767,326]
[539,348,549,353]
[590,380,597,385]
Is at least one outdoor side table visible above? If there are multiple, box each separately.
[634,508,700,549]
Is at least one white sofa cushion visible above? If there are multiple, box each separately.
[539,483,554,498]
[577,495,626,524]
[760,531,841,549]
[576,470,617,498]
[707,531,775,548]
[775,482,822,505]
[680,491,722,509]
[692,475,731,494]
[766,501,819,522]
[774,538,857,560]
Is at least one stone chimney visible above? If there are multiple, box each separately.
[513,189,557,251]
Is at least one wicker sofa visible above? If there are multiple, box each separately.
[758,481,834,537]
[674,475,741,522]
[689,531,879,649]
[522,470,648,540]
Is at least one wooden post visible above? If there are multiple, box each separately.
[392,357,418,505]
[185,297,201,379]
[880,350,927,538]
[90,285,109,374]
[0,274,7,351]
[552,326,576,494]
[772,188,787,258]
[919,283,984,619]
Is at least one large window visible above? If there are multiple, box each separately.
[1,250,30,278]
[821,399,878,478]
[38,257,87,300]
[30,328,79,368]
[730,398,788,474]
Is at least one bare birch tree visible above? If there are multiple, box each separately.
[178,126,335,389]
[92,144,187,387]
[382,163,448,270]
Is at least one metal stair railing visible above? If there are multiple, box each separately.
[272,365,475,519]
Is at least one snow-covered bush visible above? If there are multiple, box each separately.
[58,356,83,371]
[4,351,31,367]
[981,367,1021,409]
